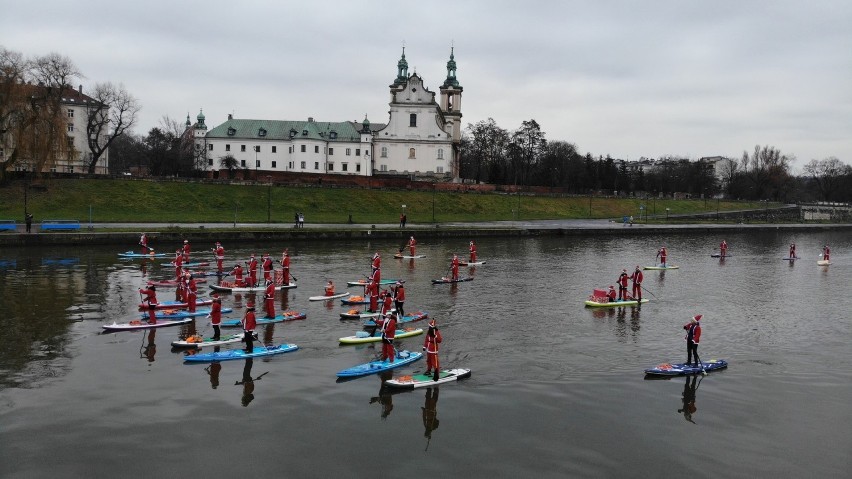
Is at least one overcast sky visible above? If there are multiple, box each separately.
[3,0,850,170]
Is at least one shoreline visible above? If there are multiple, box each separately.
[2,221,851,247]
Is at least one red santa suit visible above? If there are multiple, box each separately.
[380,291,393,316]
[380,314,397,362]
[230,264,244,287]
[182,241,191,262]
[247,255,258,287]
[214,243,225,272]
[210,296,222,340]
[262,255,273,282]
[368,282,379,313]
[630,268,644,300]
[139,286,158,308]
[451,255,460,281]
[423,323,443,374]
[186,275,198,312]
[279,250,291,285]
[242,306,257,352]
[617,270,629,300]
[264,280,276,318]
[173,252,184,280]
[469,241,477,262]
[139,233,148,253]
[823,245,830,261]
[408,237,417,256]
[370,267,381,286]
[657,247,668,267]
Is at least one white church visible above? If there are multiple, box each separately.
[189,48,463,180]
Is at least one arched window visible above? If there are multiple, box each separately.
[409,114,417,127]
[409,148,416,159]
[437,149,444,159]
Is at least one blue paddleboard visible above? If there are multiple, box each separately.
[147,307,232,320]
[362,311,428,327]
[118,251,169,258]
[220,312,306,327]
[183,344,299,363]
[337,351,422,377]
[644,359,728,376]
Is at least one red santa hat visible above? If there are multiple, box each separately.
[693,314,702,322]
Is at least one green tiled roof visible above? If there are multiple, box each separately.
[206,119,384,142]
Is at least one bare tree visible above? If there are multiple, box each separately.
[85,82,140,173]
[738,144,792,200]
[803,157,850,202]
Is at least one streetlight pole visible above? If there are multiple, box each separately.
[431,185,436,223]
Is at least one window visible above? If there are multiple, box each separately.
[227,127,236,136]
[254,145,260,153]
[301,145,306,153]
[356,164,361,172]
[241,145,246,152]
[346,148,351,156]
[208,144,213,151]
[437,166,444,173]
[67,124,74,133]
[226,144,231,152]
[314,162,319,170]
[356,148,360,156]
[380,164,387,172]
[328,162,334,171]
[300,161,306,169]
[437,148,444,159]
[208,159,213,166]
[329,148,334,155]
[409,113,417,127]
[67,109,74,118]
[271,161,277,168]
[195,144,200,150]
[272,146,277,153]
[255,160,260,167]
[289,146,293,153]
[342,163,348,172]
[289,161,293,169]
[240,160,246,167]
[314,145,319,153]
[50,166,57,173]
[330,131,337,139]
[409,148,416,159]
[258,128,267,137]
[381,147,387,158]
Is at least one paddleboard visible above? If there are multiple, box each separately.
[363,311,428,327]
[393,254,426,259]
[183,344,298,363]
[431,277,473,284]
[339,310,382,320]
[209,282,296,293]
[385,368,472,389]
[346,279,400,287]
[103,318,192,331]
[171,333,244,348]
[147,278,208,287]
[118,251,169,258]
[818,260,831,266]
[161,261,210,268]
[339,328,424,344]
[459,261,486,266]
[336,351,422,377]
[137,298,213,310]
[643,265,680,270]
[584,298,649,308]
[220,311,306,327]
[308,292,350,301]
[147,307,232,320]
[644,359,728,376]
[341,295,369,305]
[710,254,732,258]
[782,257,800,261]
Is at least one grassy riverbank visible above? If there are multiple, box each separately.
[0,178,772,224]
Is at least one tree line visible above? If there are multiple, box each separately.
[458,118,851,202]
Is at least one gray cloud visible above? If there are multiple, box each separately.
[3,0,849,166]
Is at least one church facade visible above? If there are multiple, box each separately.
[191,49,463,180]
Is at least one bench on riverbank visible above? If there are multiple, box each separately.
[40,220,81,231]
[0,220,16,231]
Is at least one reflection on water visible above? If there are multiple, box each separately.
[370,371,395,419]
[422,387,439,448]
[677,375,700,424]
[140,330,157,363]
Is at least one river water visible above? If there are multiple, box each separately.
[1,230,850,478]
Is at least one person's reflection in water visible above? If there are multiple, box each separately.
[141,330,157,362]
[237,358,255,407]
[140,259,148,277]
[205,362,222,389]
[630,305,641,334]
[677,375,700,424]
[369,371,394,419]
[422,387,440,448]
[263,324,274,346]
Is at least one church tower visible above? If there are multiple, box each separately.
[439,48,463,178]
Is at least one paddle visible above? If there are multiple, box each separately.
[693,348,707,376]
[433,337,440,382]
[640,284,657,298]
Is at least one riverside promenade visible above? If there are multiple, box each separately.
[1,219,851,247]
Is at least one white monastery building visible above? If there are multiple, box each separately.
[191,48,463,180]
